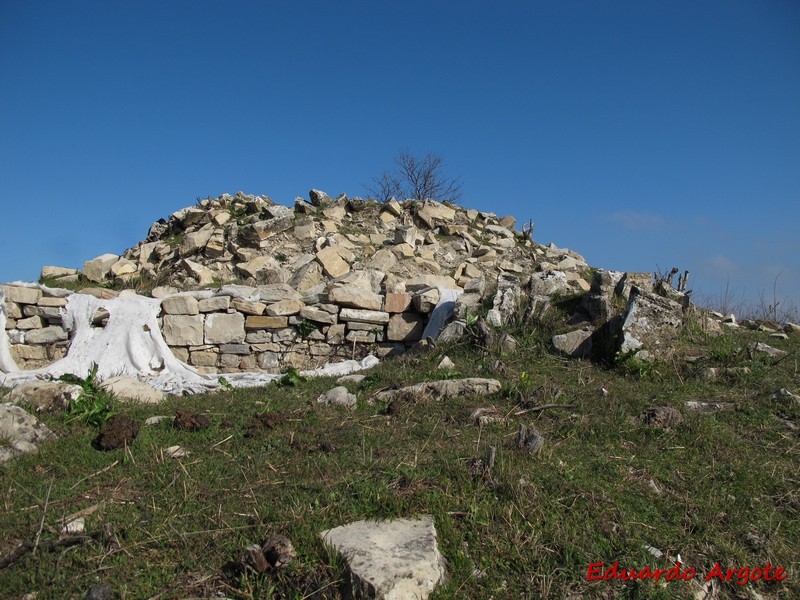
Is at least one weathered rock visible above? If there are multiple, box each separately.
[265,299,305,316]
[374,378,501,403]
[386,313,426,342]
[329,285,384,311]
[405,275,458,293]
[309,189,332,206]
[163,315,204,346]
[205,313,245,344]
[5,381,82,413]
[236,256,287,283]
[255,284,302,304]
[618,288,684,360]
[340,308,390,325]
[384,292,412,313]
[83,253,120,282]
[41,265,79,279]
[0,403,57,463]
[99,377,165,403]
[552,328,593,358]
[161,295,200,315]
[638,406,683,429]
[1,285,42,305]
[316,386,357,409]
[246,315,289,329]
[198,296,231,312]
[24,326,68,344]
[316,246,351,277]
[412,288,440,314]
[516,424,544,454]
[230,297,267,315]
[751,341,787,359]
[320,515,446,600]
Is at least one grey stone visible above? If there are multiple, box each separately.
[316,386,357,409]
[618,287,684,360]
[340,308,390,325]
[1,285,42,305]
[0,403,57,463]
[5,381,83,413]
[163,315,204,346]
[24,326,68,344]
[320,515,446,600]
[386,313,426,342]
[552,328,594,358]
[374,378,501,403]
[205,312,246,344]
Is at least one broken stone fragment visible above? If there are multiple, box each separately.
[83,253,120,283]
[320,515,446,600]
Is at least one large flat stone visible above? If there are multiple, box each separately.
[387,313,426,342]
[83,253,120,283]
[329,285,384,311]
[339,308,390,325]
[320,515,446,600]
[1,285,42,305]
[205,312,246,344]
[0,403,57,463]
[162,315,204,346]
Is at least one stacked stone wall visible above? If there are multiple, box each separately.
[2,283,435,374]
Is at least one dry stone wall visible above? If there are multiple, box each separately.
[2,282,439,374]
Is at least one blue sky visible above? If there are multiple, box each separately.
[2,1,798,310]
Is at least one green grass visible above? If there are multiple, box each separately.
[1,325,798,599]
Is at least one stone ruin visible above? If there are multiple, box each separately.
[1,189,724,383]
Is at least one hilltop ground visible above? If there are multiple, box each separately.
[1,301,798,599]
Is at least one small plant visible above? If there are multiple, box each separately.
[275,367,307,388]
[217,376,233,390]
[58,364,116,427]
[615,349,657,379]
[293,320,318,339]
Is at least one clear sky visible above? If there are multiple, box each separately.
[2,1,798,310]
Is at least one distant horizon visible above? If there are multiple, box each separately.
[2,1,798,312]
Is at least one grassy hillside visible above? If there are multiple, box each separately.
[1,318,798,599]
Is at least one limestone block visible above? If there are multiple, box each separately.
[339,308,390,325]
[326,323,346,344]
[368,248,398,271]
[172,347,190,362]
[182,259,216,286]
[1,285,42,305]
[417,201,456,227]
[190,351,219,366]
[552,328,594,359]
[246,315,289,329]
[315,246,351,277]
[219,354,241,368]
[257,352,281,370]
[320,516,445,600]
[37,297,68,308]
[346,331,376,343]
[40,265,78,279]
[255,284,302,304]
[24,326,68,344]
[220,344,250,355]
[83,254,119,283]
[22,305,62,321]
[10,345,48,361]
[205,312,246,344]
[236,256,285,282]
[16,316,44,330]
[161,295,200,315]
[413,289,441,314]
[265,300,305,316]
[328,286,383,311]
[198,296,231,312]
[231,297,267,315]
[387,313,426,342]
[5,302,23,319]
[300,306,338,325]
[110,258,138,277]
[385,292,412,313]
[163,314,204,346]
